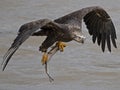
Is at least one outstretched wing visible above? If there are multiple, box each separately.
[55,6,117,52]
[54,6,101,24]
[83,8,117,52]
[2,19,60,71]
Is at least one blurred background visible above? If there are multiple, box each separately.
[0,0,120,90]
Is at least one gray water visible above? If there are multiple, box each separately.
[0,0,120,90]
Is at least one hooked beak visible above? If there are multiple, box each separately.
[73,35,86,43]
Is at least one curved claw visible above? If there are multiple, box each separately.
[56,41,66,52]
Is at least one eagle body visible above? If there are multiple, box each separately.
[2,6,117,73]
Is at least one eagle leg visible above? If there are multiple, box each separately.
[41,41,66,82]
[41,52,48,65]
[56,41,66,52]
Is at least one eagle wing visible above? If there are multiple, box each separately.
[55,6,117,52]
[2,19,62,71]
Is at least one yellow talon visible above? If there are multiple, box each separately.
[56,41,66,52]
[41,53,48,65]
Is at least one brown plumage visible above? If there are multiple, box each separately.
[2,6,117,72]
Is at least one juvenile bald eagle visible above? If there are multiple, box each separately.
[2,6,117,81]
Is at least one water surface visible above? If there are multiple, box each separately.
[0,0,120,90]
